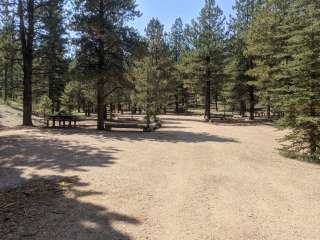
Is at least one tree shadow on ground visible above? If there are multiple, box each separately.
[0,134,118,172]
[0,115,236,239]
[0,132,140,239]
[0,174,140,240]
[35,115,239,143]
[0,134,119,188]
[38,128,238,144]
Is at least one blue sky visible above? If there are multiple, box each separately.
[132,0,235,34]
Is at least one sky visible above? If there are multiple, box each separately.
[133,0,236,34]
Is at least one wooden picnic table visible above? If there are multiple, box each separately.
[46,115,78,128]
[105,121,161,132]
[210,113,233,119]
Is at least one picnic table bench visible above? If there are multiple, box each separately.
[46,115,78,128]
[210,113,233,119]
[105,122,160,132]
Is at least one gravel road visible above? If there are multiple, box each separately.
[1,115,320,240]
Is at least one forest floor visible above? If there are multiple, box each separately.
[1,113,320,240]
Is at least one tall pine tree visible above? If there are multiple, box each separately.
[169,18,186,113]
[187,0,225,119]
[38,0,67,112]
[279,0,320,161]
[226,0,261,119]
[73,0,140,130]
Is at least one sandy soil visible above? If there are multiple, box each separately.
[1,115,320,240]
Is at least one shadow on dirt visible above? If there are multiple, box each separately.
[0,175,140,240]
[0,132,140,239]
[0,134,119,173]
[37,128,239,144]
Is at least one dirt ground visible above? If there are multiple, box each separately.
[1,115,320,240]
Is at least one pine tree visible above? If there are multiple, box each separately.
[226,0,261,119]
[17,0,37,126]
[245,0,320,161]
[0,0,19,103]
[187,0,226,119]
[38,0,67,113]
[278,0,320,161]
[141,18,173,121]
[169,18,186,113]
[245,0,292,118]
[73,0,140,130]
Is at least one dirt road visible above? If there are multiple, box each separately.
[1,115,320,240]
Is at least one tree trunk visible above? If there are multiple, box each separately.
[205,80,211,120]
[267,97,271,119]
[23,57,33,126]
[104,104,107,120]
[132,104,137,114]
[96,80,105,130]
[86,103,91,117]
[205,57,211,120]
[48,33,55,113]
[109,103,114,120]
[96,0,105,130]
[4,63,8,102]
[19,0,34,126]
[249,86,255,120]
[182,89,186,112]
[215,91,219,112]
[146,112,150,128]
[240,100,246,117]
[117,103,122,114]
[175,93,179,113]
[9,56,14,101]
